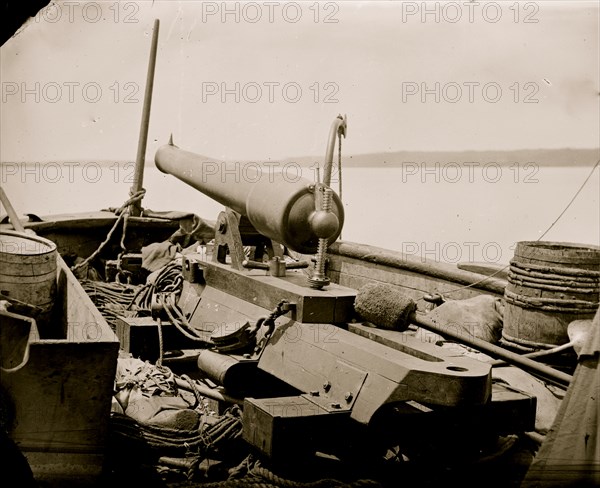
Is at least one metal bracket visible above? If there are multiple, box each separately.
[302,359,368,413]
[212,208,245,270]
[242,256,309,277]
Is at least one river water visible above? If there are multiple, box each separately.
[1,162,598,265]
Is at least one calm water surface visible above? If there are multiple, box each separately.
[1,162,598,265]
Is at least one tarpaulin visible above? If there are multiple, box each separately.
[522,307,600,487]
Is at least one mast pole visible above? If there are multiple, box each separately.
[130,18,160,216]
[0,187,26,232]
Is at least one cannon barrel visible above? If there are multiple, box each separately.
[155,143,344,254]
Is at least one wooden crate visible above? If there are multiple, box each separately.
[1,254,119,483]
[242,396,349,459]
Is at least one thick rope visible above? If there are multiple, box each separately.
[504,289,598,313]
[80,279,141,329]
[508,270,599,289]
[71,190,145,273]
[505,253,599,312]
[507,275,598,294]
[127,261,182,311]
[161,294,207,342]
[168,459,383,488]
[180,375,205,410]
[509,260,600,279]
[110,407,242,454]
[156,317,164,367]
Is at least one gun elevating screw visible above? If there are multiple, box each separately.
[309,188,333,290]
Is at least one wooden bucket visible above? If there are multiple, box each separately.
[502,241,600,348]
[0,231,57,334]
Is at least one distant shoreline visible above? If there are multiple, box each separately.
[1,148,598,168]
[283,148,600,168]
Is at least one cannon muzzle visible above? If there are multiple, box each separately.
[155,143,344,254]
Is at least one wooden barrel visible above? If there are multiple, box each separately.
[0,231,57,333]
[502,241,600,348]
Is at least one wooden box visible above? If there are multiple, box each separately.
[242,396,349,459]
[1,254,119,484]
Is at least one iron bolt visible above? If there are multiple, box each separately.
[322,381,331,392]
[309,390,320,397]
[344,392,353,402]
[330,403,341,409]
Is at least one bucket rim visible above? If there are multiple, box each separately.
[0,230,58,254]
[514,240,600,253]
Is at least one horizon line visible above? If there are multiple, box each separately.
[1,146,599,165]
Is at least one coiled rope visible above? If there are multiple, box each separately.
[166,457,383,488]
[505,258,599,313]
[80,259,188,336]
[128,260,183,312]
[80,279,141,329]
[110,405,242,455]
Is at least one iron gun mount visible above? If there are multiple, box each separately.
[141,126,535,463]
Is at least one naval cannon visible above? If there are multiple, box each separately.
[155,139,344,289]
[149,125,534,463]
[155,141,344,256]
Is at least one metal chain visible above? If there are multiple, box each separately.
[253,300,292,355]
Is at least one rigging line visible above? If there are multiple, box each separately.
[537,158,600,241]
[429,158,600,299]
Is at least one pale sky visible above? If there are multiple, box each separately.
[1,0,599,162]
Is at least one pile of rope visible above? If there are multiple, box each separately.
[110,406,242,454]
[109,406,243,482]
[80,279,141,329]
[80,260,186,331]
[110,357,244,482]
[129,260,207,365]
[506,260,599,313]
[166,455,383,488]
[129,260,183,312]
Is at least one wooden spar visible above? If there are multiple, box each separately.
[130,18,160,217]
[0,187,26,232]
[411,311,573,387]
[329,241,508,295]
